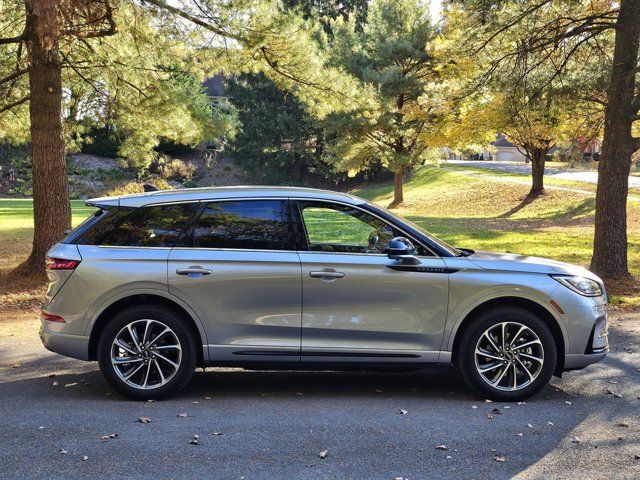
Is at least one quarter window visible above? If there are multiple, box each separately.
[188,200,290,250]
[101,203,196,247]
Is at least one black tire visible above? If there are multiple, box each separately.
[97,304,197,400]
[456,306,557,402]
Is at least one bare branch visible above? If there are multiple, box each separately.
[0,68,28,86]
[0,35,24,45]
[142,0,242,41]
[0,95,29,114]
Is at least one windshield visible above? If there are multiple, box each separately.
[364,202,462,256]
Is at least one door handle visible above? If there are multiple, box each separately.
[310,271,345,279]
[176,267,212,276]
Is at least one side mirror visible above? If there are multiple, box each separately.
[387,237,421,265]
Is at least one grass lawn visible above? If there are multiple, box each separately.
[0,167,638,307]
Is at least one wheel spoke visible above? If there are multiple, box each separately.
[127,324,142,351]
[142,361,152,388]
[519,352,543,363]
[142,320,152,345]
[479,362,503,373]
[148,328,171,348]
[491,363,510,386]
[475,348,503,361]
[155,344,180,351]
[154,359,165,383]
[500,322,507,351]
[512,339,541,351]
[114,338,137,355]
[123,362,145,381]
[509,325,527,347]
[483,332,501,353]
[515,357,535,382]
[512,363,518,389]
[154,351,179,369]
[112,356,143,365]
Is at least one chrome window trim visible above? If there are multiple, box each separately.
[93,196,438,257]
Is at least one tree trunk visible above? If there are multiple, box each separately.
[14,0,70,277]
[528,147,547,196]
[590,0,640,279]
[391,169,404,207]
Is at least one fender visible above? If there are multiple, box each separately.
[441,287,569,354]
[86,287,209,360]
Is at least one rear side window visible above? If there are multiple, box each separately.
[186,200,290,250]
[70,207,134,245]
[101,203,196,247]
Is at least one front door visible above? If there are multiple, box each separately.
[294,200,449,364]
[168,199,302,363]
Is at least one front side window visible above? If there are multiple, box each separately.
[101,203,196,247]
[297,201,399,254]
[187,200,290,250]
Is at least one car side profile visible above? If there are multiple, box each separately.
[40,186,609,401]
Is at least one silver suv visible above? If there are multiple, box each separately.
[40,187,608,400]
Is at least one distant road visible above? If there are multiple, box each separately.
[447,160,640,189]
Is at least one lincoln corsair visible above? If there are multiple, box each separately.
[40,186,609,400]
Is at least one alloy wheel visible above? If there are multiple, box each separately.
[110,319,182,390]
[474,321,544,391]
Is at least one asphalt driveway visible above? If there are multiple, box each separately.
[1,313,639,479]
[447,160,640,189]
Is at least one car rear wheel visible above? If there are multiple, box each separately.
[456,306,557,401]
[98,304,197,400]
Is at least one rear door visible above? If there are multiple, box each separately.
[168,199,302,364]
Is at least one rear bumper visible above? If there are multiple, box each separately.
[563,350,608,370]
[39,325,90,361]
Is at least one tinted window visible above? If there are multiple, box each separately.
[189,200,289,250]
[102,203,196,247]
[298,201,398,254]
[71,207,135,245]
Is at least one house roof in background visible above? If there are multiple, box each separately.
[203,73,225,97]
[492,133,515,148]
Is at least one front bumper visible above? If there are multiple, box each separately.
[563,350,608,370]
[39,325,90,361]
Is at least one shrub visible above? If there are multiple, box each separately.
[150,155,198,182]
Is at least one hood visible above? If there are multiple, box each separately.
[466,251,601,280]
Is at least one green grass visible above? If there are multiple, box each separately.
[0,199,95,241]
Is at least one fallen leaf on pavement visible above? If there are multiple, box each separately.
[318,450,328,459]
[494,456,506,462]
[618,422,630,428]
[213,432,222,436]
[547,422,554,426]
[189,434,200,445]
[565,401,573,405]
[516,433,524,437]
[100,433,118,441]
[436,445,448,451]
[398,409,408,415]
[59,449,68,454]
[614,393,623,398]
[527,423,534,428]
[571,436,580,444]
[177,413,188,418]
[491,408,501,415]
[82,456,88,461]
[52,381,59,386]
[137,417,152,424]
[471,405,478,409]
[485,399,493,403]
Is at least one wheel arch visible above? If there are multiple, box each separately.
[449,296,566,376]
[88,291,208,365]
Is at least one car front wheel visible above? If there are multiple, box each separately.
[97,305,197,400]
[456,306,557,401]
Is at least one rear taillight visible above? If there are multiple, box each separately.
[41,312,66,323]
[46,257,79,270]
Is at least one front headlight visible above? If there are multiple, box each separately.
[552,275,603,297]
